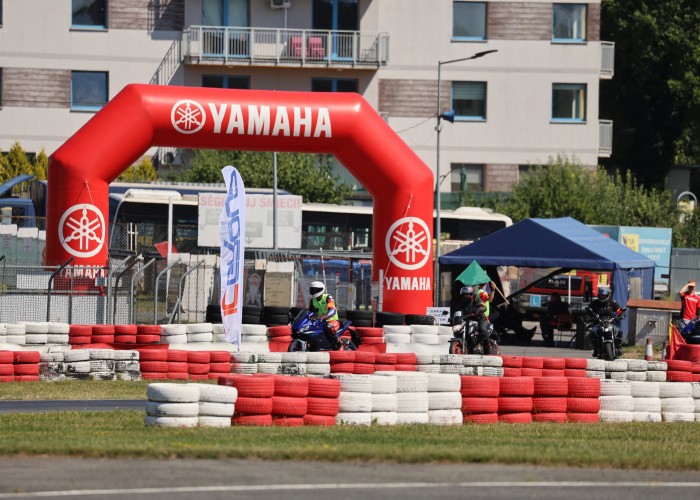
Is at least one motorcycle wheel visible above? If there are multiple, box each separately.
[448,340,464,355]
[288,340,306,352]
[603,342,614,361]
[485,340,501,356]
[471,343,484,356]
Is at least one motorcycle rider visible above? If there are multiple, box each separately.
[585,287,623,357]
[459,286,492,345]
[308,281,341,348]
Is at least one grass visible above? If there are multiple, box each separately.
[0,411,698,470]
[0,380,154,400]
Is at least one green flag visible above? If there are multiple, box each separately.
[456,260,490,286]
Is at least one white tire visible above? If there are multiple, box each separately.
[598,410,633,422]
[114,350,140,361]
[65,361,91,374]
[198,402,235,417]
[214,334,228,343]
[330,374,373,393]
[387,371,429,393]
[241,324,267,336]
[147,383,199,403]
[438,354,463,365]
[463,355,484,367]
[463,366,483,376]
[416,365,442,374]
[428,409,463,425]
[371,393,398,412]
[281,363,306,376]
[306,363,331,376]
[146,401,199,418]
[384,333,411,344]
[370,375,397,394]
[692,382,700,399]
[187,332,213,343]
[646,371,666,382]
[625,371,647,382]
[88,349,115,360]
[90,360,114,372]
[161,324,186,336]
[632,412,662,422]
[144,416,198,427]
[339,392,372,413]
[608,372,627,380]
[660,397,695,413]
[438,334,454,344]
[415,353,441,365]
[47,322,71,334]
[232,352,258,363]
[89,371,117,381]
[306,352,330,364]
[599,395,634,412]
[428,392,462,410]
[0,324,6,334]
[659,382,692,398]
[189,383,238,403]
[117,371,142,381]
[336,412,372,426]
[695,399,700,413]
[646,361,667,371]
[586,359,606,371]
[383,325,411,335]
[625,359,647,372]
[242,335,267,343]
[600,380,632,396]
[440,364,466,375]
[186,323,213,334]
[630,381,659,398]
[632,397,661,413]
[427,373,460,393]
[22,322,49,334]
[5,336,25,344]
[163,335,188,345]
[212,324,225,335]
[396,412,429,424]
[605,360,628,372]
[397,392,429,413]
[25,334,48,344]
[257,363,282,375]
[231,363,258,374]
[663,412,695,423]
[6,324,26,335]
[371,412,398,426]
[482,367,504,377]
[198,416,232,427]
[258,353,282,363]
[115,360,140,372]
[47,334,70,344]
[281,352,307,363]
[64,350,90,362]
[40,352,64,362]
[481,356,503,367]
[410,325,439,335]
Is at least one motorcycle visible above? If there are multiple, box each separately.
[448,310,500,355]
[679,319,700,344]
[287,309,356,352]
[586,307,626,361]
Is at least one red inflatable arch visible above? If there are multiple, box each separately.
[47,84,434,314]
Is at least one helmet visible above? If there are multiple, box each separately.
[597,288,610,301]
[309,281,326,299]
[460,286,475,297]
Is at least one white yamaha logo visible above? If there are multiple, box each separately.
[59,204,105,258]
[171,99,206,134]
[385,217,431,270]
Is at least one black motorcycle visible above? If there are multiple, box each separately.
[586,308,625,361]
[448,310,500,355]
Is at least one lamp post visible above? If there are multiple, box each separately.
[435,49,497,305]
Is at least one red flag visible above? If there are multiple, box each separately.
[668,324,686,360]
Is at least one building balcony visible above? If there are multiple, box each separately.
[601,41,615,79]
[182,26,389,69]
[599,119,613,157]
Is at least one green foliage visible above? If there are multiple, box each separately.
[33,150,48,180]
[117,157,159,182]
[2,142,34,182]
[601,0,700,187]
[180,150,353,204]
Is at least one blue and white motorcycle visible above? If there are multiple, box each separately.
[287,309,356,352]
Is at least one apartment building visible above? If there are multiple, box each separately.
[0,0,613,196]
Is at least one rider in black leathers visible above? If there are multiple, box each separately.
[585,288,622,357]
[459,286,492,343]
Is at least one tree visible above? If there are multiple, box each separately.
[117,157,159,182]
[33,150,48,181]
[2,142,33,183]
[179,150,353,204]
[601,0,700,187]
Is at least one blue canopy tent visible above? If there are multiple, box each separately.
[439,217,655,338]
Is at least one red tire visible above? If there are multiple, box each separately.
[329,351,356,363]
[188,363,210,375]
[187,351,211,363]
[567,413,600,423]
[141,372,168,380]
[267,325,292,338]
[0,375,15,382]
[532,397,567,413]
[115,324,138,335]
[497,396,533,413]
[14,351,40,363]
[91,335,114,344]
[356,327,384,338]
[135,334,161,344]
[136,325,162,335]
[209,351,231,363]
[0,364,13,376]
[140,361,169,373]
[567,377,601,398]
[563,369,587,378]
[69,324,92,336]
[666,370,693,382]
[273,417,305,427]
[542,358,565,370]
[15,375,40,382]
[464,413,499,424]
[69,336,91,345]
[353,363,375,374]
[499,412,532,423]
[235,397,274,415]
[460,375,500,398]
[375,365,395,371]
[273,375,309,398]
[566,397,600,413]
[533,377,568,397]
[303,414,337,426]
[271,396,307,417]
[564,357,587,369]
[218,374,275,398]
[167,350,188,362]
[395,364,416,372]
[167,372,189,381]
[375,353,397,365]
[232,414,272,426]
[92,324,115,335]
[138,349,168,362]
[500,356,523,368]
[532,413,567,423]
[167,362,188,373]
[14,364,39,376]
[395,353,417,365]
[114,335,137,344]
[210,362,231,373]
[307,377,341,398]
[189,374,209,381]
[520,368,543,377]
[360,337,384,345]
[330,362,354,373]
[461,397,499,415]
[502,368,522,377]
[354,351,376,364]
[666,359,693,372]
[521,357,544,369]
[498,376,535,396]
[0,352,13,364]
[306,397,340,416]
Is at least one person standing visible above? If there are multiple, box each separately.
[678,280,700,331]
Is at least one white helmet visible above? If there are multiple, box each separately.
[309,281,326,299]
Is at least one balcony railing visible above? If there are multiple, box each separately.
[183,26,389,68]
[599,119,613,157]
[601,41,615,78]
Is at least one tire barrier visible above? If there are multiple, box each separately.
[144,382,237,428]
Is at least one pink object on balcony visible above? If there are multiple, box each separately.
[290,36,303,57]
[307,37,325,58]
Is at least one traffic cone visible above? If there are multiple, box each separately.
[644,338,654,361]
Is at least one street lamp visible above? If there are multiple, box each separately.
[435,49,497,304]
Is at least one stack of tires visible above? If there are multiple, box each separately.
[242,306,262,325]
[304,377,341,426]
[223,373,275,426]
[426,373,463,425]
[374,312,404,328]
[346,309,373,328]
[531,376,568,423]
[263,306,290,327]
[497,376,534,423]
[333,373,373,426]
[598,380,634,422]
[566,377,601,423]
[271,375,308,426]
[460,374,500,423]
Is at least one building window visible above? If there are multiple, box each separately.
[0,0,3,27]
[452,1,486,41]
[452,81,486,120]
[203,0,249,26]
[72,0,107,29]
[0,68,3,109]
[311,78,359,93]
[552,4,587,42]
[450,164,483,193]
[202,75,250,89]
[71,71,108,111]
[552,83,586,122]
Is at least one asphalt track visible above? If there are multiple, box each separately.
[0,458,698,500]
